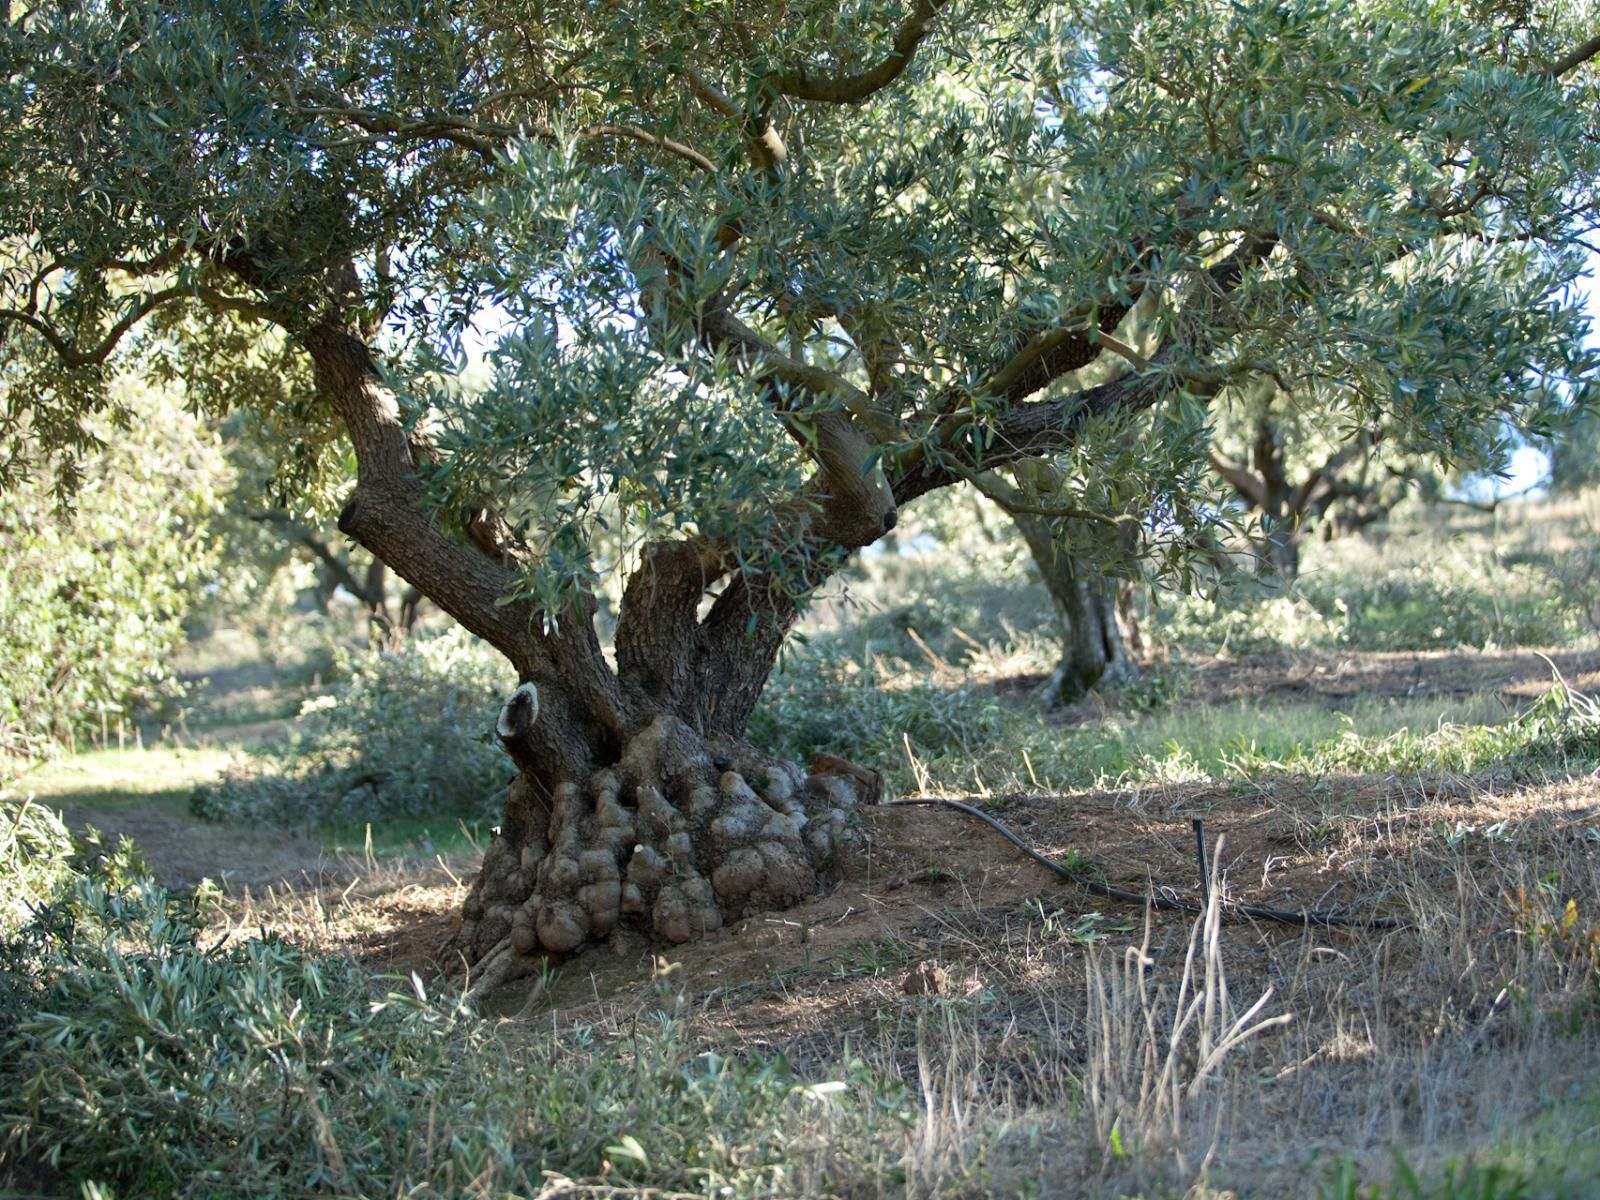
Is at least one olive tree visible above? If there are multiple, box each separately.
[0,379,225,773]
[1205,378,1532,581]
[4,0,1597,981]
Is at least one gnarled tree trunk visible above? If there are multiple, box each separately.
[456,551,873,973]
[461,705,865,970]
[284,292,885,990]
[232,210,1266,986]
[448,579,876,990]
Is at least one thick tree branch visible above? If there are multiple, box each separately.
[1550,34,1600,78]
[980,316,1127,405]
[900,232,1278,496]
[892,343,1192,505]
[1208,451,1268,508]
[1288,433,1368,516]
[0,285,190,369]
[699,307,896,546]
[684,66,788,171]
[297,100,507,161]
[298,86,717,174]
[285,310,629,767]
[244,505,386,610]
[613,537,733,721]
[771,0,950,103]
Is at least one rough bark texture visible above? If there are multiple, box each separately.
[1014,512,1141,706]
[457,711,864,967]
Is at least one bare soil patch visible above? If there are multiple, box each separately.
[995,646,1600,720]
[54,801,335,891]
[1182,646,1600,707]
[512,773,1483,1017]
[312,762,1598,1061]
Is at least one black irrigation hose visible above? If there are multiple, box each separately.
[885,797,1406,931]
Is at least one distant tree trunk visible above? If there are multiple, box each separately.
[1013,512,1141,705]
[1210,420,1402,581]
[1248,416,1302,580]
[361,559,427,648]
[1550,409,1600,493]
[1259,518,1301,579]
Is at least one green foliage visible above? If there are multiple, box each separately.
[4,0,1597,625]
[0,796,74,937]
[1303,571,1575,654]
[752,640,1009,786]
[1319,1150,1536,1200]
[0,858,909,1198]
[0,384,225,775]
[1153,541,1583,655]
[190,631,511,827]
[1219,676,1600,780]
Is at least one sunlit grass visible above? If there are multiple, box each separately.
[754,648,1551,798]
[18,744,237,816]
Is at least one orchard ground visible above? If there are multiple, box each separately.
[7,497,1600,1198]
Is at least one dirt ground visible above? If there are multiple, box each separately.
[43,644,1600,1191]
[1179,646,1600,707]
[64,647,1600,1061]
[217,752,1598,1126]
[478,767,1597,1033]
[53,801,335,891]
[60,645,1595,904]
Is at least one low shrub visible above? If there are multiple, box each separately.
[1300,566,1577,652]
[750,641,1007,791]
[1152,588,1349,655]
[0,796,74,937]
[0,844,908,1198]
[190,630,512,827]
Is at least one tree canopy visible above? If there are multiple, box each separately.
[6,2,1596,590]
[0,378,224,772]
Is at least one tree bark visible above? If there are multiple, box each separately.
[1259,520,1301,580]
[1210,421,1399,582]
[1249,415,1303,581]
[271,292,878,985]
[1013,512,1141,706]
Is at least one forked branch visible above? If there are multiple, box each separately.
[772,0,951,103]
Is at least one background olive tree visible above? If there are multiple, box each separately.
[0,379,225,776]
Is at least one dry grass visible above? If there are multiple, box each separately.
[259,759,1592,1198]
[10,538,1600,1196]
